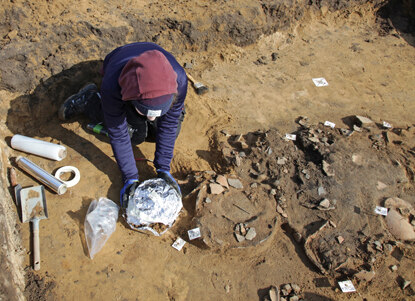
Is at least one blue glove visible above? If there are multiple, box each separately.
[120,179,139,208]
[157,169,182,197]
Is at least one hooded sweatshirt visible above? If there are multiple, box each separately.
[100,42,188,183]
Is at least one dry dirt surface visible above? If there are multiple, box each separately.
[1,0,415,300]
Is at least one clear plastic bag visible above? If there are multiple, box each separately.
[84,197,119,259]
[125,178,182,236]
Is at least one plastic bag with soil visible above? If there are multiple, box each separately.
[84,197,119,259]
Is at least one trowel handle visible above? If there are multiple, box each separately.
[186,73,197,84]
[32,219,40,271]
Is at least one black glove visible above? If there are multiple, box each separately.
[120,179,139,208]
[157,169,182,198]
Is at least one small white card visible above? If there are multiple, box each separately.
[338,280,356,293]
[172,237,186,251]
[382,121,392,129]
[285,134,297,141]
[374,206,388,216]
[324,121,336,128]
[188,228,202,240]
[147,109,162,117]
[312,78,329,87]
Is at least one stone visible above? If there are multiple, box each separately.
[239,151,246,157]
[377,181,387,190]
[239,141,249,149]
[402,279,411,290]
[289,296,299,301]
[322,160,335,177]
[234,156,242,167]
[216,175,229,189]
[225,284,230,293]
[205,197,212,204]
[319,199,331,209]
[245,227,257,240]
[291,283,301,294]
[277,157,288,165]
[308,136,320,143]
[220,129,231,137]
[7,29,18,40]
[336,236,345,244]
[281,284,292,296]
[353,125,363,132]
[385,209,415,241]
[384,243,393,253]
[270,189,277,196]
[210,183,224,195]
[228,178,243,189]
[240,223,247,236]
[205,170,216,176]
[390,265,398,272]
[257,174,268,182]
[184,62,193,69]
[374,240,383,251]
[234,233,245,242]
[355,270,375,282]
[340,128,354,137]
[318,186,326,196]
[384,197,413,211]
[250,183,257,188]
[269,286,279,301]
[277,205,285,215]
[355,115,374,126]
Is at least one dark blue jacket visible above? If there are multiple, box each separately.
[100,42,187,183]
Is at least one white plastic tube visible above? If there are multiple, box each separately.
[11,134,67,161]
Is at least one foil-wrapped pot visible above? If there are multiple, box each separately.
[125,178,183,236]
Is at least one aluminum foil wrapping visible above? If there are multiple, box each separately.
[126,178,183,236]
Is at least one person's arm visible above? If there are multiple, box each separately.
[153,69,188,172]
[101,90,139,183]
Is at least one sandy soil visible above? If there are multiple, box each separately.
[0,0,414,300]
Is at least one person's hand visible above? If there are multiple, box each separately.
[120,179,139,208]
[157,169,182,197]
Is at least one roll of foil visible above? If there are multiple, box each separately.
[126,178,183,236]
[16,156,67,195]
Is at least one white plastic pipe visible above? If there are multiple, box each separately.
[11,134,67,161]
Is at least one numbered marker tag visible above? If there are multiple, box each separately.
[338,280,356,293]
[382,121,392,129]
[188,228,202,240]
[285,134,297,141]
[324,121,335,128]
[374,206,388,216]
[172,237,186,251]
[312,78,329,87]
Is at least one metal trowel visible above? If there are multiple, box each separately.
[19,185,48,271]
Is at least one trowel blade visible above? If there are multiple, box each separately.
[19,185,48,224]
